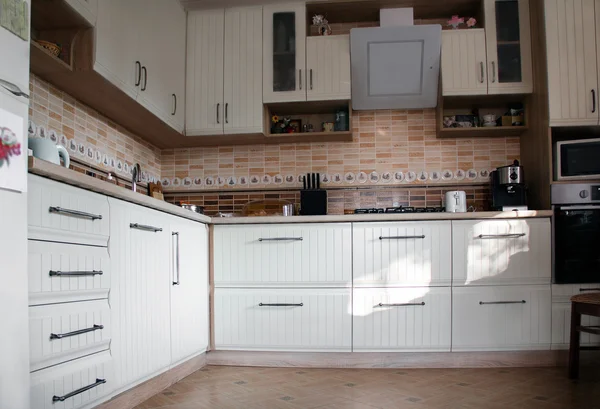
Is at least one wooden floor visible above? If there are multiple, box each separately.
[134,365,600,409]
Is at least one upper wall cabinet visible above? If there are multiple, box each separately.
[484,0,533,94]
[306,35,351,101]
[545,0,599,126]
[441,29,488,96]
[187,7,263,136]
[64,0,98,26]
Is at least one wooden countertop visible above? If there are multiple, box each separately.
[29,157,553,225]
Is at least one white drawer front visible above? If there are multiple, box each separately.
[353,287,451,352]
[215,288,351,351]
[452,219,551,286]
[30,300,111,372]
[452,285,551,351]
[353,221,452,287]
[214,224,352,287]
[28,175,109,247]
[28,240,110,305]
[551,302,600,350]
[31,351,114,409]
[552,284,600,303]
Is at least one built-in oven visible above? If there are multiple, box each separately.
[552,184,600,284]
[556,138,600,180]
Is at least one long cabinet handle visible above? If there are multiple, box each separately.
[379,235,425,240]
[479,300,526,305]
[592,89,596,113]
[310,69,313,90]
[479,62,484,83]
[52,379,106,402]
[50,270,103,277]
[299,69,302,90]
[225,103,228,123]
[0,78,29,99]
[172,232,180,285]
[141,66,147,91]
[49,206,102,220]
[130,223,162,232]
[259,303,303,307]
[580,288,600,292]
[478,233,525,239]
[172,94,177,115]
[491,61,496,83]
[377,302,425,307]
[135,61,141,86]
[258,237,303,242]
[50,324,104,340]
[217,103,220,124]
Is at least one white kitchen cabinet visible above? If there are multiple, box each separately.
[306,35,351,101]
[214,223,352,287]
[353,221,452,287]
[452,219,551,286]
[214,288,352,351]
[186,9,225,135]
[545,0,599,126]
[484,0,533,94]
[551,284,600,349]
[353,287,452,352]
[0,0,30,102]
[452,285,551,351]
[441,29,488,96]
[29,300,110,372]
[30,351,114,409]
[169,219,209,364]
[263,2,306,103]
[108,199,171,390]
[65,0,98,26]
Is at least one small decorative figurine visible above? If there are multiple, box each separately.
[312,14,331,36]
[447,15,464,29]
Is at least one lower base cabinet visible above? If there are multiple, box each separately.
[353,287,451,352]
[214,288,352,351]
[452,285,552,351]
[551,284,600,350]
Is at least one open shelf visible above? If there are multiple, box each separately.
[438,126,528,138]
[30,40,73,75]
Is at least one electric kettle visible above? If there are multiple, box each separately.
[445,191,467,213]
[28,137,70,168]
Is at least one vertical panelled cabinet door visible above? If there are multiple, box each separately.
[484,0,533,94]
[0,0,30,100]
[263,3,307,103]
[441,29,488,96]
[223,7,264,134]
[170,220,209,364]
[306,35,351,101]
[186,9,225,136]
[545,0,599,126]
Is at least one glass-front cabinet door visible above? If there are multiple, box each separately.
[484,0,533,94]
[263,3,306,103]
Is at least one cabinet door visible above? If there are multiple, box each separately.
[545,0,599,126]
[186,9,225,135]
[94,0,141,99]
[485,0,533,94]
[164,1,187,133]
[170,220,209,364]
[223,7,264,134]
[452,285,551,351]
[551,284,600,349]
[306,35,351,101]
[64,0,98,26]
[263,3,306,103]
[0,0,30,101]
[441,29,488,96]
[108,199,171,389]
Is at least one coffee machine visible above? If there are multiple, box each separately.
[490,160,528,210]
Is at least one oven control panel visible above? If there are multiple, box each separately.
[592,185,600,201]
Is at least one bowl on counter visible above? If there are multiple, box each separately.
[180,203,205,214]
[242,199,294,217]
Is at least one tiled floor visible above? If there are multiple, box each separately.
[134,365,600,409]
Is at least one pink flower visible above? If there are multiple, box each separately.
[467,17,477,27]
[447,15,464,29]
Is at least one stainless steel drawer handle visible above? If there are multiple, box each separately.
[479,300,526,305]
[49,206,102,220]
[52,378,106,402]
[130,223,162,232]
[579,288,600,292]
[258,237,303,242]
[49,270,103,277]
[379,235,425,240]
[377,302,425,307]
[477,233,526,239]
[259,303,303,307]
[50,324,104,340]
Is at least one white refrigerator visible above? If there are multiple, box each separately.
[0,0,31,407]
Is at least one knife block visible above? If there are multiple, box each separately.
[300,189,327,215]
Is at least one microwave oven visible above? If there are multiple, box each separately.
[556,138,600,180]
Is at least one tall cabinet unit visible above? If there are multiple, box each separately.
[187,7,263,136]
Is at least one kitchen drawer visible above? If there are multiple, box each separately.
[30,300,111,372]
[452,285,551,351]
[552,284,600,303]
[28,175,110,247]
[551,301,600,350]
[214,224,352,287]
[31,351,114,409]
[353,287,451,352]
[28,240,110,306]
[452,219,551,286]
[353,221,452,287]
[214,288,351,351]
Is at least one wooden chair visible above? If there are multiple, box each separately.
[569,292,600,379]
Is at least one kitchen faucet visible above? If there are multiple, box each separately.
[132,163,141,192]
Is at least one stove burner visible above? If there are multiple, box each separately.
[354,206,445,214]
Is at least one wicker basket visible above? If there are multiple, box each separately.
[36,40,61,57]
